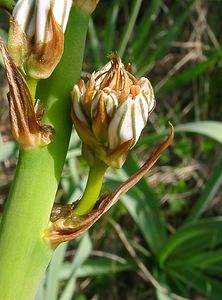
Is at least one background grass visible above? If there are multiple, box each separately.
[1,0,222,299]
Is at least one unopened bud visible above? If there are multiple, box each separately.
[72,54,156,168]
[8,0,72,79]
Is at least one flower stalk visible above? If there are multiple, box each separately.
[74,157,108,215]
[25,76,38,100]
[0,6,90,300]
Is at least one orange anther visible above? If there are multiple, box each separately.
[130,85,140,98]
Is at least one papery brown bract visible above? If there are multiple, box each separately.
[0,37,54,149]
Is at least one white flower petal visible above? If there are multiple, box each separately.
[91,89,119,118]
[104,91,119,116]
[13,0,35,32]
[108,93,150,149]
[94,62,111,90]
[108,99,132,149]
[13,0,72,42]
[52,0,72,32]
[35,0,51,42]
[72,85,89,126]
[138,77,155,112]
[138,77,149,93]
[26,7,36,37]
[133,95,149,141]
[97,61,112,73]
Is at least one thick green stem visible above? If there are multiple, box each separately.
[0,7,89,300]
[74,158,107,215]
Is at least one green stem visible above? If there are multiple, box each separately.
[25,76,38,101]
[74,158,107,215]
[0,7,89,300]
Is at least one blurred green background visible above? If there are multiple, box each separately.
[1,0,222,299]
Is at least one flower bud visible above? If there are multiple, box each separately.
[72,54,156,168]
[73,0,99,14]
[8,0,72,79]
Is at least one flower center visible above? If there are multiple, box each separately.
[95,54,137,97]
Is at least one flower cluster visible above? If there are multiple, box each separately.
[72,54,156,168]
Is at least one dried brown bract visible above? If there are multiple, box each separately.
[0,37,54,149]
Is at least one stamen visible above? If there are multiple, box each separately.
[130,85,140,98]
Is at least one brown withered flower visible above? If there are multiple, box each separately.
[0,37,53,149]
